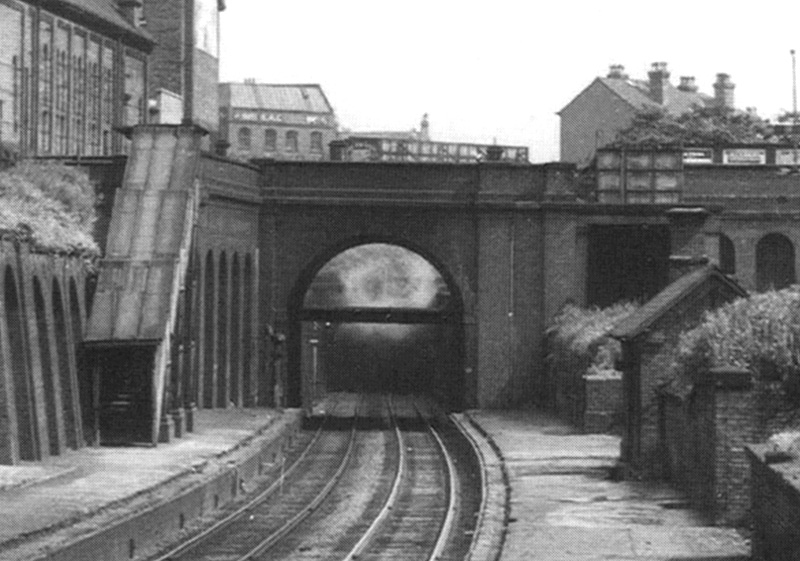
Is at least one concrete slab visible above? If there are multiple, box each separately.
[466,410,750,561]
[0,407,299,560]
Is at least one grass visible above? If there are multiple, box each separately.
[0,161,98,256]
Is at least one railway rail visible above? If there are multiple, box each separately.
[150,393,481,561]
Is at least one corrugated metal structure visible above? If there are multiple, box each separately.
[84,124,203,445]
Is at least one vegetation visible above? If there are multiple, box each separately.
[0,161,98,255]
[676,287,800,400]
[613,105,774,147]
[547,302,639,378]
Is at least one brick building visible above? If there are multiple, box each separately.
[0,0,154,159]
[559,62,736,167]
[218,82,337,161]
[142,0,224,139]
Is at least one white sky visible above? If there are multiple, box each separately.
[219,0,800,163]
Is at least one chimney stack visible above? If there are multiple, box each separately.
[607,64,628,79]
[714,73,735,109]
[648,62,670,104]
[420,113,430,141]
[677,76,698,92]
[117,0,142,26]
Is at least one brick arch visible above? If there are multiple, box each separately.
[756,233,796,292]
[202,249,215,408]
[286,236,466,410]
[32,275,59,456]
[51,277,78,449]
[3,264,38,461]
[230,252,241,406]
[242,253,255,406]
[216,251,228,408]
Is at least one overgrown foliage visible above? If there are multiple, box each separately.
[0,161,98,255]
[547,302,639,377]
[676,287,800,400]
[614,105,773,147]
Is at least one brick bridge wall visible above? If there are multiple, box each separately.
[0,240,91,464]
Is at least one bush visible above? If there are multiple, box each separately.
[676,287,800,400]
[547,302,639,375]
[0,161,98,255]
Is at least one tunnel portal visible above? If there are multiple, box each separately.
[291,243,464,410]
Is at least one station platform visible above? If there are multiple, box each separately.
[462,409,751,561]
[0,407,302,561]
[0,402,752,561]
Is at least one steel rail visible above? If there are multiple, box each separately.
[152,396,347,561]
[342,395,405,561]
[243,401,361,559]
[421,403,460,561]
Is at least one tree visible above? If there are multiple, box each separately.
[614,105,773,147]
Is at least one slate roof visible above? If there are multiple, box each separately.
[560,76,715,116]
[44,0,153,45]
[610,265,747,340]
[220,83,334,114]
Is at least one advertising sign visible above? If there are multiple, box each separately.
[682,148,713,165]
[776,149,800,166]
[722,148,766,165]
[195,0,219,56]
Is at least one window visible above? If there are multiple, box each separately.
[310,131,323,153]
[238,127,251,150]
[264,128,276,152]
[285,130,298,152]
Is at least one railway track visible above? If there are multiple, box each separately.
[150,393,481,561]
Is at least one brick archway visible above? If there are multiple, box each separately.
[286,237,466,410]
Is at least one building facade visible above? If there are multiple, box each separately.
[559,62,736,167]
[0,0,154,159]
[218,82,337,161]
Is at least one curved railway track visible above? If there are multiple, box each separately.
[150,393,481,561]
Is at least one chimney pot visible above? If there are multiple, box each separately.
[678,76,698,92]
[607,64,628,79]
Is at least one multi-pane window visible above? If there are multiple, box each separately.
[87,38,101,155]
[264,128,276,152]
[238,127,251,150]
[310,130,322,153]
[124,54,145,127]
[38,19,54,154]
[71,32,86,154]
[285,130,298,152]
[0,4,23,152]
[101,43,114,154]
[54,24,69,154]
[596,149,682,204]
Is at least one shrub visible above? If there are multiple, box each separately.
[676,287,800,401]
[0,161,98,255]
[547,301,639,376]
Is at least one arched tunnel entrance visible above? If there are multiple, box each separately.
[288,243,464,411]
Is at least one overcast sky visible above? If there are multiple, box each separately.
[219,0,800,162]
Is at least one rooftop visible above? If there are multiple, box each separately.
[220,82,334,114]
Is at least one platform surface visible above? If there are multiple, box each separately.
[0,408,281,552]
[466,410,750,561]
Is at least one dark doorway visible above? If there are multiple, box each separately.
[95,345,154,445]
[756,233,795,292]
[587,224,671,307]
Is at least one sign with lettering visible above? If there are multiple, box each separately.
[776,149,800,166]
[682,148,713,164]
[722,148,766,165]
